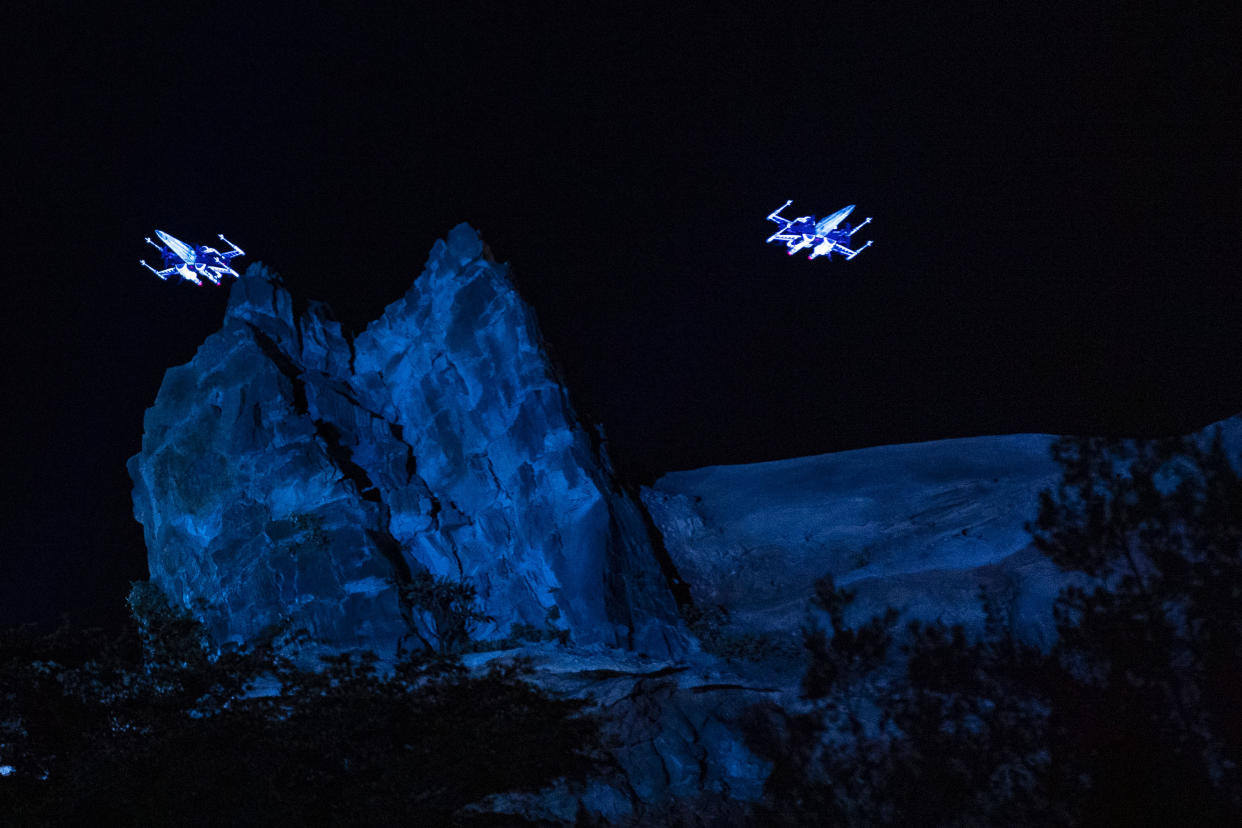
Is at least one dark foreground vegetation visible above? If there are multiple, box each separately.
[4,430,1240,825]
[0,589,600,826]
[744,429,1242,826]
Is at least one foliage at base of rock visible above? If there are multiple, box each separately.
[0,587,600,826]
[397,571,495,657]
[683,602,797,663]
[744,429,1242,825]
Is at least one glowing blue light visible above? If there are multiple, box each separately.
[140,231,245,286]
[765,200,873,261]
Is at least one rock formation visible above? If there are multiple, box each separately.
[645,416,1242,653]
[645,432,1067,648]
[129,223,687,659]
[129,221,1242,820]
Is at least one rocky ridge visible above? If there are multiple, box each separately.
[129,224,687,660]
[129,224,1242,821]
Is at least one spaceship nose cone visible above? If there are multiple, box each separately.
[815,205,857,234]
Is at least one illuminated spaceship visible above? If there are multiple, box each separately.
[765,200,873,260]
[140,230,245,286]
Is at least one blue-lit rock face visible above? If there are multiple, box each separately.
[644,434,1065,649]
[643,416,1242,651]
[128,219,1242,818]
[129,224,686,658]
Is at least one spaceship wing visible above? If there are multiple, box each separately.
[840,240,873,260]
[140,260,178,279]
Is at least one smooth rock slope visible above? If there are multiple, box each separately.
[644,416,1242,649]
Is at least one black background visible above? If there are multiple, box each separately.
[4,4,1239,628]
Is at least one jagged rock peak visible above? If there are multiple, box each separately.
[130,224,687,659]
[224,262,297,342]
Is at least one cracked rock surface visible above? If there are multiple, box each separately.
[128,221,1242,819]
[129,224,686,658]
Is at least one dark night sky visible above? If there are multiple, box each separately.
[4,5,1240,628]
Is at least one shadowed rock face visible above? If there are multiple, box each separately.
[129,224,686,658]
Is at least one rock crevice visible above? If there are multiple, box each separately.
[129,225,687,658]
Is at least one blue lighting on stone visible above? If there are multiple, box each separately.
[128,224,686,659]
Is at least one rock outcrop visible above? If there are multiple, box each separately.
[644,416,1242,651]
[644,433,1065,649]
[460,646,776,825]
[129,224,687,659]
[128,220,1242,820]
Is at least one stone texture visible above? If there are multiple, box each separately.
[129,226,687,658]
[462,646,778,825]
[643,416,1242,649]
[128,220,1242,820]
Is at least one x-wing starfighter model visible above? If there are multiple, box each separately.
[765,200,873,260]
[140,230,245,286]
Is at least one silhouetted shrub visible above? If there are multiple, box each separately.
[1031,430,1242,823]
[1,584,600,826]
[750,429,1242,825]
[684,601,794,662]
[398,570,495,656]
